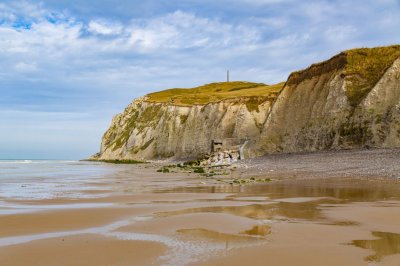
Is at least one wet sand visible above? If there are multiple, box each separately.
[0,235,166,266]
[1,149,400,265]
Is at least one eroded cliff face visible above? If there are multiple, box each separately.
[93,46,400,161]
[97,97,272,160]
[256,56,400,154]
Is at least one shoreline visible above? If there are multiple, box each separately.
[82,159,146,164]
[143,148,400,186]
[89,147,400,179]
[1,148,400,265]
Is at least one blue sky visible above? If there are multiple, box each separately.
[0,0,400,159]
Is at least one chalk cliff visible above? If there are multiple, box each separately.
[256,45,400,154]
[94,82,283,160]
[92,45,400,161]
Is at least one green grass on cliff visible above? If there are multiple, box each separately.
[344,45,400,106]
[145,45,400,108]
[286,45,400,107]
[345,45,400,106]
[146,81,285,106]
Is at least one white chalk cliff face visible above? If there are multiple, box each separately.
[256,57,400,155]
[97,97,272,160]
[93,46,400,161]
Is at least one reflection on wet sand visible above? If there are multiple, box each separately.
[326,220,360,226]
[352,231,400,262]
[156,200,331,221]
[153,179,400,264]
[159,179,400,202]
[1,162,400,265]
[240,224,271,237]
[177,228,265,243]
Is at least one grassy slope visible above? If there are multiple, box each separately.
[146,81,285,106]
[145,46,400,108]
[344,45,400,106]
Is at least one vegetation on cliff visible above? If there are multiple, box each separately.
[146,81,284,106]
[287,45,400,107]
[86,159,145,164]
[344,45,400,106]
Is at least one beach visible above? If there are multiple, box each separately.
[1,149,400,265]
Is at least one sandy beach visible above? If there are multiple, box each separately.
[1,148,400,265]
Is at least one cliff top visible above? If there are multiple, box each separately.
[146,81,285,106]
[288,45,400,106]
[344,45,400,106]
[144,45,400,107]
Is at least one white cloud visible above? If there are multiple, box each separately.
[299,1,338,22]
[324,25,358,42]
[254,17,289,29]
[14,62,38,72]
[266,33,310,49]
[122,10,260,51]
[225,0,292,5]
[0,8,261,58]
[88,20,122,35]
[0,1,46,21]
[0,1,399,88]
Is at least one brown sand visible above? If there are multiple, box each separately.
[0,199,253,238]
[0,234,166,266]
[322,201,400,234]
[0,207,148,237]
[119,212,259,235]
[196,222,372,266]
[1,149,400,265]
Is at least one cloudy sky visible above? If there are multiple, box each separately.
[1,0,400,159]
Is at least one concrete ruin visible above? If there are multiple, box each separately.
[202,138,251,166]
[211,138,250,159]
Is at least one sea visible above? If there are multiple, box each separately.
[0,160,117,201]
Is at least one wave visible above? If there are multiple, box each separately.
[0,160,77,164]
[0,160,32,164]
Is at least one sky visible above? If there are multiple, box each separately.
[0,0,400,159]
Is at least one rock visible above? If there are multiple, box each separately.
[93,92,271,161]
[256,46,400,155]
